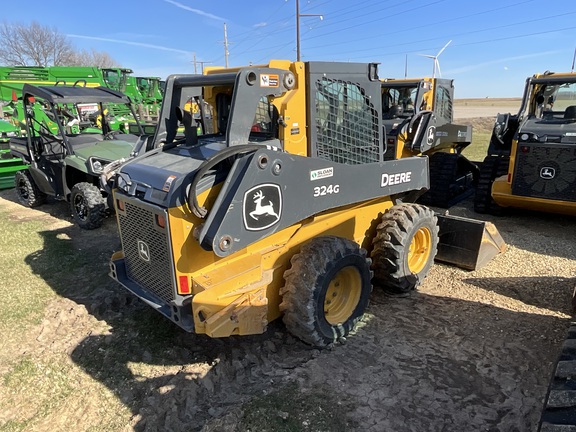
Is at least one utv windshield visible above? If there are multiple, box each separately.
[528,79,576,122]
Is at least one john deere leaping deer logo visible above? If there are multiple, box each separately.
[243,184,282,231]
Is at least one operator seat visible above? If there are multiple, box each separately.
[564,105,576,120]
[175,106,198,146]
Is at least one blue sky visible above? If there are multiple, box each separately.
[3,0,576,97]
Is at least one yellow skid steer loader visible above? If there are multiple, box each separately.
[107,60,504,346]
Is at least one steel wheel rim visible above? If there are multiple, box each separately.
[408,226,432,273]
[73,194,87,221]
[324,266,362,325]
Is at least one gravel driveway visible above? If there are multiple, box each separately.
[0,175,574,432]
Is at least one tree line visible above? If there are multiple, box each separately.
[0,21,118,68]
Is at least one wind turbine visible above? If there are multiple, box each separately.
[419,40,452,78]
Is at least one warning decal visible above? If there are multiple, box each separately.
[260,74,279,87]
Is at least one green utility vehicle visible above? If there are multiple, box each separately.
[0,118,27,189]
[9,84,150,229]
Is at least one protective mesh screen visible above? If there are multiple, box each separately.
[314,77,381,164]
[119,202,174,303]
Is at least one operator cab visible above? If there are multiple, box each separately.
[158,75,281,151]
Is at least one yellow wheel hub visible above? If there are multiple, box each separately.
[408,226,432,273]
[324,266,362,325]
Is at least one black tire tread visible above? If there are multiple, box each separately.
[473,155,509,215]
[70,182,106,230]
[279,236,372,347]
[420,152,479,208]
[371,203,439,294]
[15,170,46,208]
[538,323,576,431]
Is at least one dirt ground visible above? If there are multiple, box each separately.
[1,185,575,432]
[453,98,521,120]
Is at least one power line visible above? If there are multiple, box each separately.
[302,10,576,59]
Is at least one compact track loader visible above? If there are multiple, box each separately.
[381,77,479,208]
[108,60,504,347]
[474,71,576,216]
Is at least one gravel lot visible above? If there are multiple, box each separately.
[1,99,574,431]
[1,180,575,432]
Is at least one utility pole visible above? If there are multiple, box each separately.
[296,0,323,61]
[224,22,230,68]
[404,54,408,78]
[192,53,211,74]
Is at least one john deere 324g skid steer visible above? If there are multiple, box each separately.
[108,60,504,347]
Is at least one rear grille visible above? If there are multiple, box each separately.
[118,200,174,303]
[512,143,576,202]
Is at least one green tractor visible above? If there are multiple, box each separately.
[0,118,27,189]
[9,84,151,229]
[0,66,141,133]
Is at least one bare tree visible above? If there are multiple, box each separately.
[67,49,119,68]
[0,21,76,66]
[0,21,119,68]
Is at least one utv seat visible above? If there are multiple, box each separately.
[564,105,576,120]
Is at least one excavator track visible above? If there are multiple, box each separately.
[539,322,576,432]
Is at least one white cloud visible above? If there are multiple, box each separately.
[254,22,268,29]
[163,0,226,21]
[445,50,561,75]
[67,34,192,55]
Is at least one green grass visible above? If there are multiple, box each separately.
[0,213,57,329]
[463,130,492,163]
[459,117,495,163]
[239,382,354,432]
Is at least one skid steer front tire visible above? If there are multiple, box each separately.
[280,236,372,347]
[70,182,106,230]
[371,203,438,295]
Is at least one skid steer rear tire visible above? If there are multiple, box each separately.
[70,182,106,230]
[371,203,438,295]
[280,236,372,347]
[15,170,46,208]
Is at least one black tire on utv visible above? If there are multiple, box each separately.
[15,170,46,208]
[280,236,373,347]
[70,182,106,230]
[371,203,439,295]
